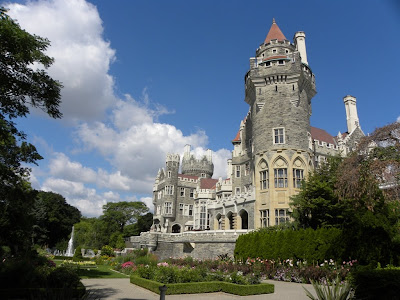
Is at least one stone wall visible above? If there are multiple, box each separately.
[126,230,250,260]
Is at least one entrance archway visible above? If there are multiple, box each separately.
[239,210,248,229]
[172,224,181,233]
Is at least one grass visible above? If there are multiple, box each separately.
[53,260,128,279]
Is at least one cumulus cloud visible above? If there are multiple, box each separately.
[6,0,232,217]
[6,0,116,122]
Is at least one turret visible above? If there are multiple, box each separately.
[294,31,308,65]
[181,145,214,178]
[343,95,360,133]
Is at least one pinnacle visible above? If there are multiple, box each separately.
[264,18,286,44]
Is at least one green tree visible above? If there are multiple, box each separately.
[290,156,347,229]
[74,217,109,249]
[101,201,148,233]
[0,8,62,255]
[123,212,154,237]
[31,191,81,247]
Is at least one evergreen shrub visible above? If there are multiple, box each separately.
[72,246,83,262]
[234,227,342,262]
[352,268,400,300]
[130,275,274,295]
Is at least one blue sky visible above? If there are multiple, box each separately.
[5,0,400,216]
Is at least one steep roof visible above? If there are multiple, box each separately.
[200,178,218,190]
[311,126,336,145]
[264,18,287,44]
[232,130,241,142]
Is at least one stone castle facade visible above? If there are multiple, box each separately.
[150,19,364,235]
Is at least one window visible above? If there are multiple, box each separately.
[285,49,289,54]
[245,163,250,176]
[266,61,271,67]
[199,204,207,230]
[179,203,184,210]
[180,187,185,197]
[272,49,277,53]
[156,205,161,215]
[235,165,241,178]
[274,168,288,188]
[167,171,171,178]
[293,169,304,188]
[189,205,193,216]
[278,60,285,65]
[273,128,285,144]
[260,210,269,227]
[275,209,289,225]
[164,202,172,215]
[201,173,206,178]
[260,170,268,189]
[157,190,163,199]
[165,185,174,195]
[235,187,241,194]
[190,189,194,198]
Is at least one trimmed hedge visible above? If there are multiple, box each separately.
[234,227,342,262]
[352,268,400,300]
[130,275,274,296]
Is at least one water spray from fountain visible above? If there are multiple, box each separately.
[65,226,75,257]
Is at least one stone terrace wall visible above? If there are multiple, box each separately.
[126,230,251,260]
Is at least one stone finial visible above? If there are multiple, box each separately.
[272,18,276,24]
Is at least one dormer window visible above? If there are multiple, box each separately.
[278,60,285,65]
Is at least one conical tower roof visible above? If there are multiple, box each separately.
[264,18,287,44]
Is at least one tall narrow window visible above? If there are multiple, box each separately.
[235,187,241,194]
[275,209,289,225]
[235,165,241,178]
[260,170,268,189]
[180,187,185,197]
[190,189,194,198]
[274,168,288,188]
[245,163,250,176]
[188,205,193,216]
[167,171,171,178]
[273,128,285,144]
[293,169,304,188]
[260,210,269,228]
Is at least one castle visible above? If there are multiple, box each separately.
[150,19,364,235]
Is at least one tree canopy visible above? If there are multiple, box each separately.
[290,121,400,265]
[0,8,62,255]
[101,201,149,233]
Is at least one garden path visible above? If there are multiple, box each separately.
[82,278,316,300]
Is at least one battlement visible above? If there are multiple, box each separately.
[181,145,214,178]
[166,153,180,163]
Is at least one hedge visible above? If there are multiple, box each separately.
[352,268,400,300]
[234,227,342,262]
[130,275,274,296]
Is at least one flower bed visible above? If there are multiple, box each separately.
[115,256,357,284]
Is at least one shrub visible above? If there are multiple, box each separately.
[101,245,115,257]
[352,267,400,300]
[303,277,354,300]
[235,227,342,262]
[72,246,83,262]
[130,275,274,295]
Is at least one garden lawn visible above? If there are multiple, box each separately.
[78,265,129,279]
[53,260,128,279]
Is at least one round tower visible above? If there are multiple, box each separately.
[181,145,214,178]
[245,18,316,155]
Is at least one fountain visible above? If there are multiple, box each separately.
[65,226,75,257]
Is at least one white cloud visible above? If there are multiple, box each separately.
[7,0,232,218]
[7,0,117,122]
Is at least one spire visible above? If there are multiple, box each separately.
[264,18,287,44]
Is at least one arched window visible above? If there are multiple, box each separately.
[273,157,288,188]
[239,210,248,229]
[293,158,305,188]
[172,224,181,233]
[258,159,269,190]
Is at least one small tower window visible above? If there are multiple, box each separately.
[265,61,271,67]
[272,49,277,53]
[275,86,278,92]
[278,60,285,65]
